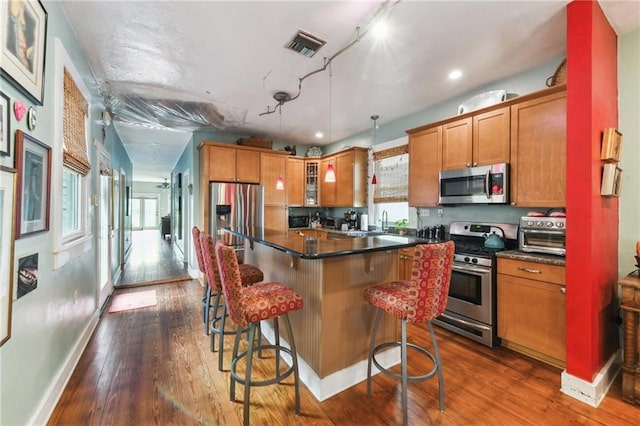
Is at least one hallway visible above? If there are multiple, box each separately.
[117,229,191,287]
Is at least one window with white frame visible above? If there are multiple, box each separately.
[372,144,410,228]
[53,38,92,269]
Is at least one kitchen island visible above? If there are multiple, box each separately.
[225,227,425,401]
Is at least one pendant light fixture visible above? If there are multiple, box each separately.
[371,114,379,185]
[324,62,336,183]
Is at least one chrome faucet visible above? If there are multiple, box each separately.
[381,210,388,232]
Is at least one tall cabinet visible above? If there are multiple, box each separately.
[407,125,442,207]
[261,152,290,233]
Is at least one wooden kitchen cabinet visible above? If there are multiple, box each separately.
[204,144,261,183]
[497,257,566,367]
[407,125,442,207]
[319,148,367,207]
[286,157,304,207]
[305,159,320,206]
[510,89,566,207]
[397,247,415,280]
[198,141,264,230]
[442,106,510,170]
[261,152,290,232]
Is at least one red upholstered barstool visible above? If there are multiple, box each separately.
[192,226,212,334]
[215,240,303,426]
[199,232,264,371]
[364,241,454,426]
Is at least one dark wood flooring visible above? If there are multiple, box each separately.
[117,229,191,287]
[49,279,639,425]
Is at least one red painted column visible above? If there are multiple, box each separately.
[565,0,619,381]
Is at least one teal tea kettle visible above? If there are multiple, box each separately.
[484,228,505,249]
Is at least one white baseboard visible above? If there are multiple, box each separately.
[260,321,400,401]
[560,349,622,407]
[30,311,101,425]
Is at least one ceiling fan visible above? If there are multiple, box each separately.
[156,178,170,189]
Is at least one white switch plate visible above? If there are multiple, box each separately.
[420,209,430,217]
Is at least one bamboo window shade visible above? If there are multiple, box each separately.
[373,145,409,203]
[63,68,91,176]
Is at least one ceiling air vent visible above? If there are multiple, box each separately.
[285,30,326,58]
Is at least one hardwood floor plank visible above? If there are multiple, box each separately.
[49,279,640,426]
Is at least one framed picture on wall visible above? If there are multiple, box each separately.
[1,91,10,156]
[14,130,51,238]
[0,165,17,346]
[1,0,48,105]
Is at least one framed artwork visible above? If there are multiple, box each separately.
[17,253,38,298]
[14,130,51,238]
[1,91,9,156]
[0,165,17,346]
[600,128,623,162]
[1,0,48,105]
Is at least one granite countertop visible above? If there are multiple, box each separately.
[225,227,438,259]
[496,249,566,266]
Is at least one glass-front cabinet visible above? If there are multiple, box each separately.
[305,160,319,206]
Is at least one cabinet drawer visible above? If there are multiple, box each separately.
[498,258,565,285]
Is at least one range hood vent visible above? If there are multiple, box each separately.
[285,30,326,58]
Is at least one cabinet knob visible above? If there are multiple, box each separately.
[560,287,566,294]
[466,163,471,167]
[473,162,478,167]
[511,202,516,206]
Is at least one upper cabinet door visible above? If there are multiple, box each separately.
[473,106,510,167]
[261,153,287,206]
[442,117,473,170]
[235,149,261,183]
[286,157,304,207]
[335,151,355,207]
[208,146,238,182]
[510,91,566,207]
[320,158,336,207]
[408,125,442,207]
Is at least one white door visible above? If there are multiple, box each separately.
[131,196,159,230]
[98,159,113,308]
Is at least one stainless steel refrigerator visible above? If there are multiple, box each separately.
[209,182,264,255]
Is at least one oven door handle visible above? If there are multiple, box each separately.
[439,313,492,332]
[452,264,491,275]
[521,228,565,236]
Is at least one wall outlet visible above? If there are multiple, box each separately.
[74,289,79,304]
[420,209,430,217]
[438,208,444,218]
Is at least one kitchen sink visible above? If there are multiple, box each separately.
[345,230,385,237]
[374,235,411,243]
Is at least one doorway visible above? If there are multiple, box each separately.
[131,196,159,230]
[97,150,113,309]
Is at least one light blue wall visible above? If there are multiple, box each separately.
[0,1,132,424]
[618,29,640,276]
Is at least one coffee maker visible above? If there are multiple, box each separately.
[344,210,358,230]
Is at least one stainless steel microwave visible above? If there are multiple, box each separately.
[439,163,509,205]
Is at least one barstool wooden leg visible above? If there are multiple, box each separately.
[367,309,383,396]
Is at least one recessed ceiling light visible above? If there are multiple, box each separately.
[449,69,463,80]
[315,132,324,139]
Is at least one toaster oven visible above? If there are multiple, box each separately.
[519,216,566,256]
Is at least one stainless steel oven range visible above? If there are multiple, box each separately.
[433,221,518,347]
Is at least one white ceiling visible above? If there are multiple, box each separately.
[60,1,640,183]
